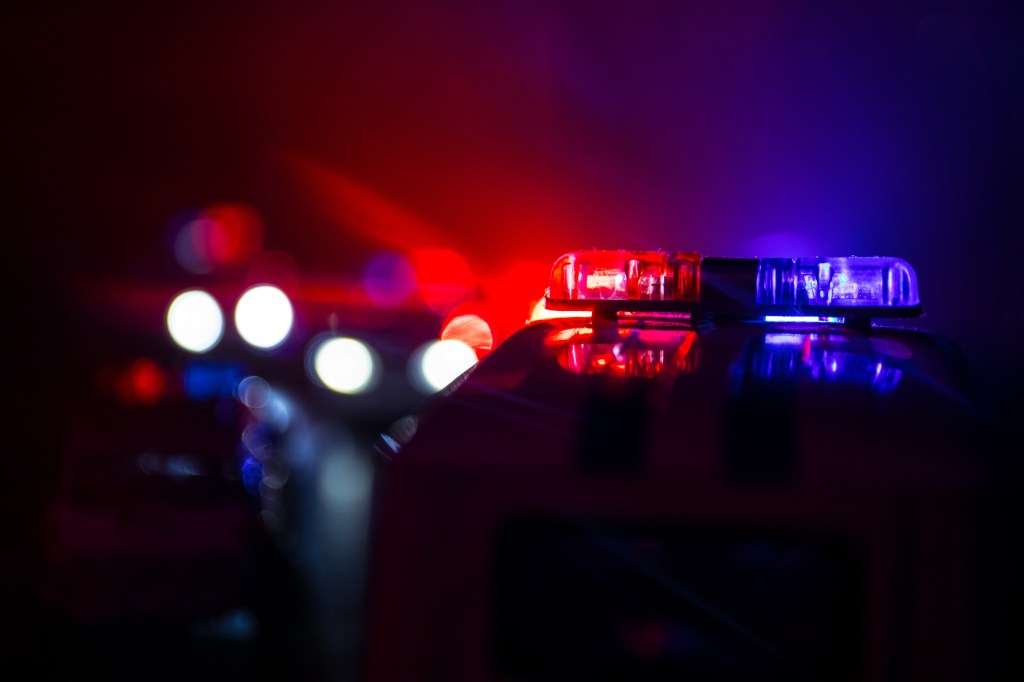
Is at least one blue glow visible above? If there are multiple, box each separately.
[166,454,202,477]
[364,251,417,307]
[191,609,259,641]
[183,361,246,400]
[241,456,263,494]
[762,316,844,323]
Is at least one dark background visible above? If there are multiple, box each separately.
[4,1,1024,679]
[7,1,1024,395]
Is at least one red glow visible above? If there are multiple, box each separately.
[619,619,668,659]
[347,287,402,330]
[290,154,558,342]
[174,203,263,274]
[289,155,444,252]
[201,203,264,267]
[473,258,553,345]
[247,250,300,294]
[130,358,166,404]
[412,248,476,314]
[109,357,167,405]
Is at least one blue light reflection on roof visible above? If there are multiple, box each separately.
[750,334,902,394]
[763,333,808,346]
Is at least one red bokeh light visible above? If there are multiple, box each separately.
[412,248,477,315]
[201,203,264,268]
[104,357,167,405]
[440,313,493,359]
[129,358,167,404]
[174,203,264,274]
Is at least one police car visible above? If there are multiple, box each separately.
[362,250,999,681]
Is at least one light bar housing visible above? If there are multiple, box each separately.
[545,250,921,319]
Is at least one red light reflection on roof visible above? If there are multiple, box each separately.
[552,328,697,378]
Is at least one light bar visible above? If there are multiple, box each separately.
[545,251,921,319]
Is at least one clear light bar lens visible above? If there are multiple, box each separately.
[549,250,701,301]
[757,257,919,308]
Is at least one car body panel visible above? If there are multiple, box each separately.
[363,315,993,681]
